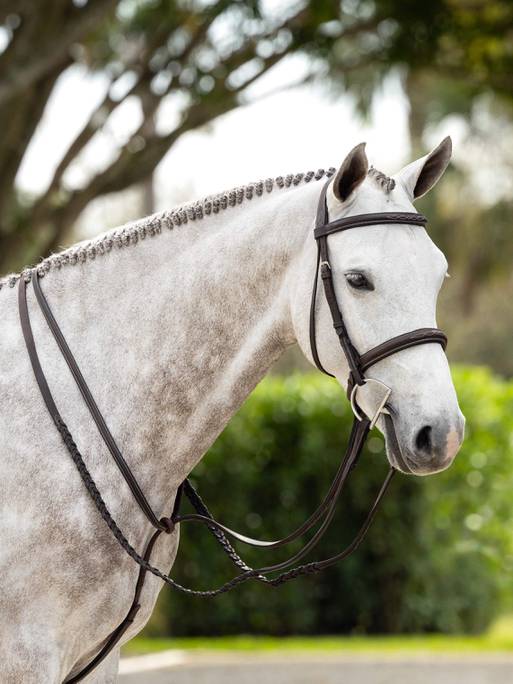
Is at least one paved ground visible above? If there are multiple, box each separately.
[119,651,513,683]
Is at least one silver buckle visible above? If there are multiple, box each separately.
[350,378,391,430]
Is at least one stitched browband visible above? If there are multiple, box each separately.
[313,211,428,239]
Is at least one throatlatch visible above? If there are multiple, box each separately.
[18,177,447,682]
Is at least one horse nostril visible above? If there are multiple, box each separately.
[415,425,433,454]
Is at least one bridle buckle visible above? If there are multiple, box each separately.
[350,378,391,430]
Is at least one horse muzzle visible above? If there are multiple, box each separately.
[383,411,465,476]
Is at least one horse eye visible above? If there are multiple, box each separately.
[345,272,373,291]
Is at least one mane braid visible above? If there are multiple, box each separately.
[0,167,336,292]
[367,166,396,194]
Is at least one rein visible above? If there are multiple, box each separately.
[18,179,447,682]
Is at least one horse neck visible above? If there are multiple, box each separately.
[28,181,319,514]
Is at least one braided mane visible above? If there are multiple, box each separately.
[1,167,339,292]
[1,163,393,292]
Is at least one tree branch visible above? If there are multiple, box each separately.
[0,0,117,105]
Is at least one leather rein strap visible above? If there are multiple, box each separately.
[18,273,393,684]
[17,177,446,683]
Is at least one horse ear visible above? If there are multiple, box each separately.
[395,137,452,200]
[333,142,368,202]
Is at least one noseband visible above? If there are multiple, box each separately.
[18,179,447,682]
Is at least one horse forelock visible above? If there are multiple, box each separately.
[367,166,396,194]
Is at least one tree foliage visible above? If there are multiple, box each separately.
[1,0,512,276]
[146,370,513,637]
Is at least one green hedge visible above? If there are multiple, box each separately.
[146,367,513,636]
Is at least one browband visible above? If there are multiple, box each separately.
[314,211,428,239]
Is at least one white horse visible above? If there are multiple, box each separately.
[0,139,464,682]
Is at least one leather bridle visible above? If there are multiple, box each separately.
[309,181,447,465]
[17,178,447,682]
[310,180,447,391]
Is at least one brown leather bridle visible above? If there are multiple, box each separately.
[18,178,447,682]
[309,180,447,469]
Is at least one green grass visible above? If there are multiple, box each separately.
[122,616,513,656]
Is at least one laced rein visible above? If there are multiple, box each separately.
[18,272,391,598]
[17,178,447,682]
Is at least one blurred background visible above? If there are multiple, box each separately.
[3,0,513,678]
